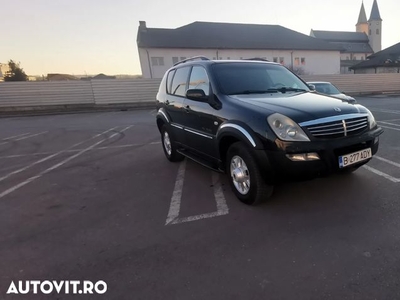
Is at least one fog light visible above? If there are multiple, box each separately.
[286,152,320,161]
[374,137,379,144]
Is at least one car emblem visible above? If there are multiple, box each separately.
[334,107,341,112]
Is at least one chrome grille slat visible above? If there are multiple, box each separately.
[304,116,368,139]
[346,124,368,132]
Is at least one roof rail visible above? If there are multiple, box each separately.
[242,57,269,62]
[173,56,210,66]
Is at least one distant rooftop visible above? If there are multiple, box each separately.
[311,30,369,42]
[137,21,341,51]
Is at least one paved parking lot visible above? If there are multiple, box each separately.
[1,96,400,299]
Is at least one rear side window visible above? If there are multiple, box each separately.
[188,66,210,96]
[166,70,175,94]
[170,67,190,97]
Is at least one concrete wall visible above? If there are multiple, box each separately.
[1,74,400,110]
[138,48,341,78]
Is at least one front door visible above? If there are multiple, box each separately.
[182,66,219,159]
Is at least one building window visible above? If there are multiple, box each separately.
[151,57,164,66]
[346,56,350,60]
[294,57,300,66]
[180,57,186,61]
[212,57,216,60]
[301,58,306,65]
[279,57,284,64]
[172,57,179,65]
[376,29,380,35]
[353,56,357,60]
[227,57,230,60]
[361,56,365,60]
[273,57,278,63]
[219,57,222,60]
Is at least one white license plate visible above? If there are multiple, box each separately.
[339,148,372,168]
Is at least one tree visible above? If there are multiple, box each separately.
[4,60,28,81]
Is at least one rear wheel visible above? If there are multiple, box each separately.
[161,125,184,162]
[226,142,273,205]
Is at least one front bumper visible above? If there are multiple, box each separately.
[256,126,384,183]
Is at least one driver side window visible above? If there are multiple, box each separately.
[188,66,210,96]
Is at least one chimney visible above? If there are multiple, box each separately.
[139,21,147,31]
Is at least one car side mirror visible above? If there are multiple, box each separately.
[186,89,209,102]
[308,84,316,91]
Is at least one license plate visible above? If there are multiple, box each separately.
[339,148,372,168]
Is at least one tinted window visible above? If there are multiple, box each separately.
[188,66,210,96]
[166,70,175,94]
[170,67,190,97]
[213,63,308,95]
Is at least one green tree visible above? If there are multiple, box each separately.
[4,60,28,81]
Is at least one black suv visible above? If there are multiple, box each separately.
[156,57,383,205]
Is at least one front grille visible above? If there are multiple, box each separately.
[305,116,368,139]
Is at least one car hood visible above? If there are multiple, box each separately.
[229,92,365,123]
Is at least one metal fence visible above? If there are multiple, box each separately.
[0,74,399,109]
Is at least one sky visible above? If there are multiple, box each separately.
[1,0,399,76]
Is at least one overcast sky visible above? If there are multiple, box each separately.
[1,0,399,76]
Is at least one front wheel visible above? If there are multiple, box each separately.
[226,142,273,205]
[161,125,184,162]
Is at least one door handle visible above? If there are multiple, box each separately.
[165,100,170,105]
[184,105,190,113]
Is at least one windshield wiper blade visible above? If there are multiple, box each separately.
[231,90,278,95]
[267,87,308,93]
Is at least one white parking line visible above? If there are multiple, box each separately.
[363,165,400,183]
[371,109,400,115]
[0,127,118,183]
[378,121,400,127]
[0,141,161,159]
[379,125,400,132]
[14,131,48,141]
[2,133,31,141]
[0,126,133,199]
[374,156,400,169]
[165,160,229,225]
[165,160,187,225]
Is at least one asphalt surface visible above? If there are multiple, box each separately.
[0,96,400,299]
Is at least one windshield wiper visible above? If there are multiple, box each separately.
[230,87,308,95]
[266,87,308,93]
[230,90,279,95]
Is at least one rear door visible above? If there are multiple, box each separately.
[165,66,191,144]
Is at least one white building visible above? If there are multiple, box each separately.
[137,21,341,78]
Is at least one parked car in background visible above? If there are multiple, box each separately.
[307,81,356,103]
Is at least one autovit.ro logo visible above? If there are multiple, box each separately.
[6,280,107,295]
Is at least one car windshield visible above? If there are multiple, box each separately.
[212,63,309,95]
[313,83,341,95]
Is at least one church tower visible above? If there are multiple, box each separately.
[356,2,368,34]
[368,0,382,53]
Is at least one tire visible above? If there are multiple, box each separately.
[161,125,184,162]
[226,142,273,205]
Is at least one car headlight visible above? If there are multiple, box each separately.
[366,109,377,129]
[267,113,310,141]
